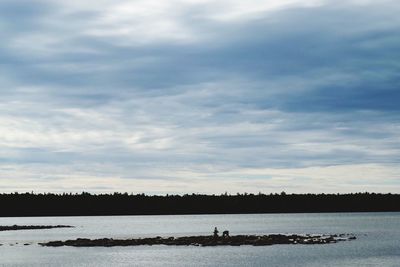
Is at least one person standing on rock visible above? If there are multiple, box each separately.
[213,227,219,238]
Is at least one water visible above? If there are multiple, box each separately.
[0,212,399,266]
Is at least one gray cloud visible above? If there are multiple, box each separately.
[0,0,399,193]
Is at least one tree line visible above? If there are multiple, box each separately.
[0,192,399,217]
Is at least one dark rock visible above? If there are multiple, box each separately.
[39,233,356,247]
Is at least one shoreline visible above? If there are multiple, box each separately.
[1,210,399,218]
[0,225,73,231]
[2,193,399,217]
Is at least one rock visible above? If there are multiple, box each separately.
[39,233,357,247]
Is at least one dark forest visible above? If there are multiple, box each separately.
[0,192,399,217]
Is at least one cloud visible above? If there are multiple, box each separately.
[0,0,399,193]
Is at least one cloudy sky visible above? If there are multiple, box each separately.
[1,0,399,194]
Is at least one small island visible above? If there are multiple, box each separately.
[40,233,356,247]
[0,225,73,231]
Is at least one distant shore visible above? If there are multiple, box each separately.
[0,225,73,231]
[1,192,399,217]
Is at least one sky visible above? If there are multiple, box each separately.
[1,0,399,194]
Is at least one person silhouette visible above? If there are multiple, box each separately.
[222,230,230,238]
[213,227,219,238]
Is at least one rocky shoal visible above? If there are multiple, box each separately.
[40,234,356,247]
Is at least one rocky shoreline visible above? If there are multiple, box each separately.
[0,225,73,231]
[40,234,356,247]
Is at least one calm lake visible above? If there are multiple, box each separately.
[0,212,399,266]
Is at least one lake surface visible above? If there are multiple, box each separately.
[0,212,399,266]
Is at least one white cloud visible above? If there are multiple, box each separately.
[1,0,400,193]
